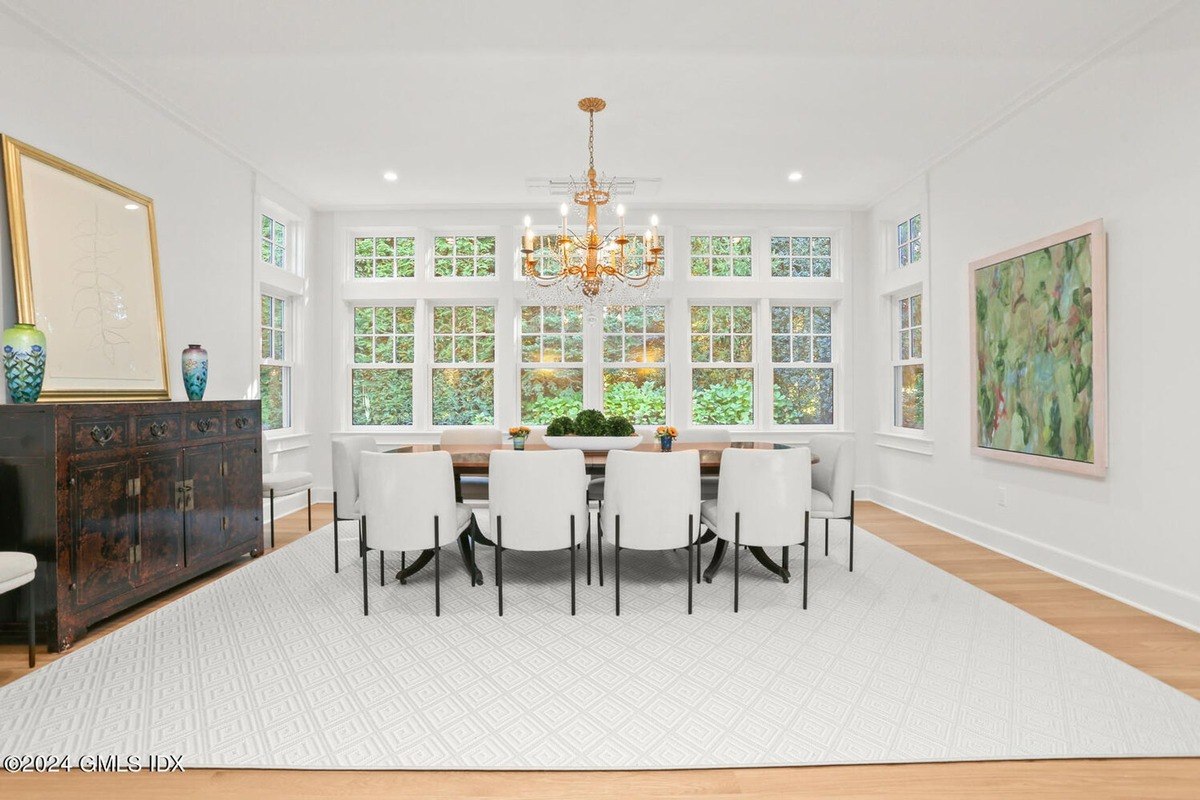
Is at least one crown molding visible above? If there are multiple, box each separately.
[0,0,317,210]
[869,0,1185,210]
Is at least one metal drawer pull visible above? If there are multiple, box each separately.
[149,421,169,438]
[91,424,115,444]
[195,418,214,433]
[234,416,250,429]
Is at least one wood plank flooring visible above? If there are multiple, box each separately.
[2,501,1197,798]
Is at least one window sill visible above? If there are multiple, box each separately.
[875,429,933,455]
[263,431,311,453]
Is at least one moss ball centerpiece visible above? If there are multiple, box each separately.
[543,409,641,451]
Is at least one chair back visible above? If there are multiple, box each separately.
[602,450,700,551]
[439,428,503,446]
[715,447,812,547]
[489,450,588,551]
[359,451,459,551]
[809,435,855,516]
[331,435,378,510]
[674,428,731,444]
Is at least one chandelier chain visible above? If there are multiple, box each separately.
[587,111,595,174]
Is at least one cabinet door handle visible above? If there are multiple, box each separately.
[91,424,115,444]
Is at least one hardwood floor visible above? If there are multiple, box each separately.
[2,501,1197,798]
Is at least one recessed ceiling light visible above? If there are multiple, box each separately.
[383,171,398,182]
[124,203,139,210]
[787,171,803,182]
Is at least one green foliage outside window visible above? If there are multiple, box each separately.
[260,365,286,430]
[432,368,494,426]
[692,371,754,426]
[602,369,666,425]
[353,369,413,426]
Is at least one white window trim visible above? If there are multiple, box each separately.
[255,197,306,438]
[600,303,670,427]
[428,300,499,428]
[335,223,853,436]
[765,299,843,431]
[259,291,295,433]
[515,304,586,425]
[349,303,417,429]
[686,301,758,431]
[890,289,926,433]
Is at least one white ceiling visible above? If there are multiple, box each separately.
[3,0,1157,209]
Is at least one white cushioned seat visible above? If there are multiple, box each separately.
[262,471,313,496]
[0,552,37,595]
[454,503,474,532]
[810,490,834,514]
[699,499,718,531]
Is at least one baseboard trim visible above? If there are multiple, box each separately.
[262,487,333,521]
[858,484,1200,634]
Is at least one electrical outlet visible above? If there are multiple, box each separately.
[998,486,1007,508]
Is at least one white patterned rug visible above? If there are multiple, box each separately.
[2,521,1199,770]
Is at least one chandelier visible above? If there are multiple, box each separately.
[521,97,662,314]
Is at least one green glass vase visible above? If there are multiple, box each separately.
[3,322,47,403]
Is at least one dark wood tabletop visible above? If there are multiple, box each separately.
[395,440,811,474]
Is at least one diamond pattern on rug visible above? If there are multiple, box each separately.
[1,521,1199,770]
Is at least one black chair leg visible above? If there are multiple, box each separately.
[307,488,312,531]
[803,511,810,609]
[586,514,592,586]
[696,525,703,584]
[782,546,789,584]
[734,512,740,613]
[333,492,340,573]
[27,581,36,668]
[570,516,576,616]
[849,490,855,572]
[269,489,276,548]
[687,514,693,615]
[434,517,441,617]
[361,518,369,616]
[380,548,385,587]
[496,516,503,617]
[614,515,621,616]
[597,519,605,587]
[824,518,829,556]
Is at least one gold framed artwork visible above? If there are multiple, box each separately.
[3,135,169,401]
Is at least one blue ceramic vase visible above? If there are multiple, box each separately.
[2,323,47,404]
[660,435,674,452]
[182,344,209,401]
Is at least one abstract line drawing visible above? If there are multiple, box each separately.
[71,204,130,364]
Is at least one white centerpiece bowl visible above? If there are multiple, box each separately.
[542,435,643,452]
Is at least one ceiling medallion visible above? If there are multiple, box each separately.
[521,98,662,317]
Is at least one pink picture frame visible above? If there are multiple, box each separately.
[968,219,1108,477]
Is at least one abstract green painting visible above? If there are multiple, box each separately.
[970,220,1107,476]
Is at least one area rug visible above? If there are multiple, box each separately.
[2,520,1199,770]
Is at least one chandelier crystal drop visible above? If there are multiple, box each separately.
[521,98,662,318]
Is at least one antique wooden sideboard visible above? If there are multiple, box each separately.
[0,400,263,651]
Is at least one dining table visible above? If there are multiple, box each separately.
[388,440,816,588]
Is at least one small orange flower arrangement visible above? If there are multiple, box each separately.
[508,426,531,437]
[655,425,678,438]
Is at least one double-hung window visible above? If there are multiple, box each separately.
[602,305,667,424]
[894,293,924,429]
[690,304,755,426]
[519,305,585,424]
[770,304,835,425]
[352,306,415,426]
[431,304,495,425]
[260,294,291,430]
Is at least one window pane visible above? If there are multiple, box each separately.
[773,368,833,425]
[260,365,288,430]
[689,235,752,277]
[520,368,584,424]
[353,368,413,426]
[692,368,754,425]
[603,368,666,425]
[895,364,925,430]
[432,368,494,425]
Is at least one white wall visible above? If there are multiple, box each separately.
[859,5,1200,630]
[0,12,317,523]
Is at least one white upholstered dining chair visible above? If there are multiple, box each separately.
[489,449,589,616]
[359,451,479,616]
[331,435,378,573]
[808,435,856,571]
[0,552,37,667]
[440,428,503,502]
[675,428,730,501]
[602,450,702,614]
[700,447,812,610]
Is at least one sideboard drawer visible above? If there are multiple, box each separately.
[225,407,260,436]
[135,413,182,446]
[185,411,224,439]
[71,417,129,453]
